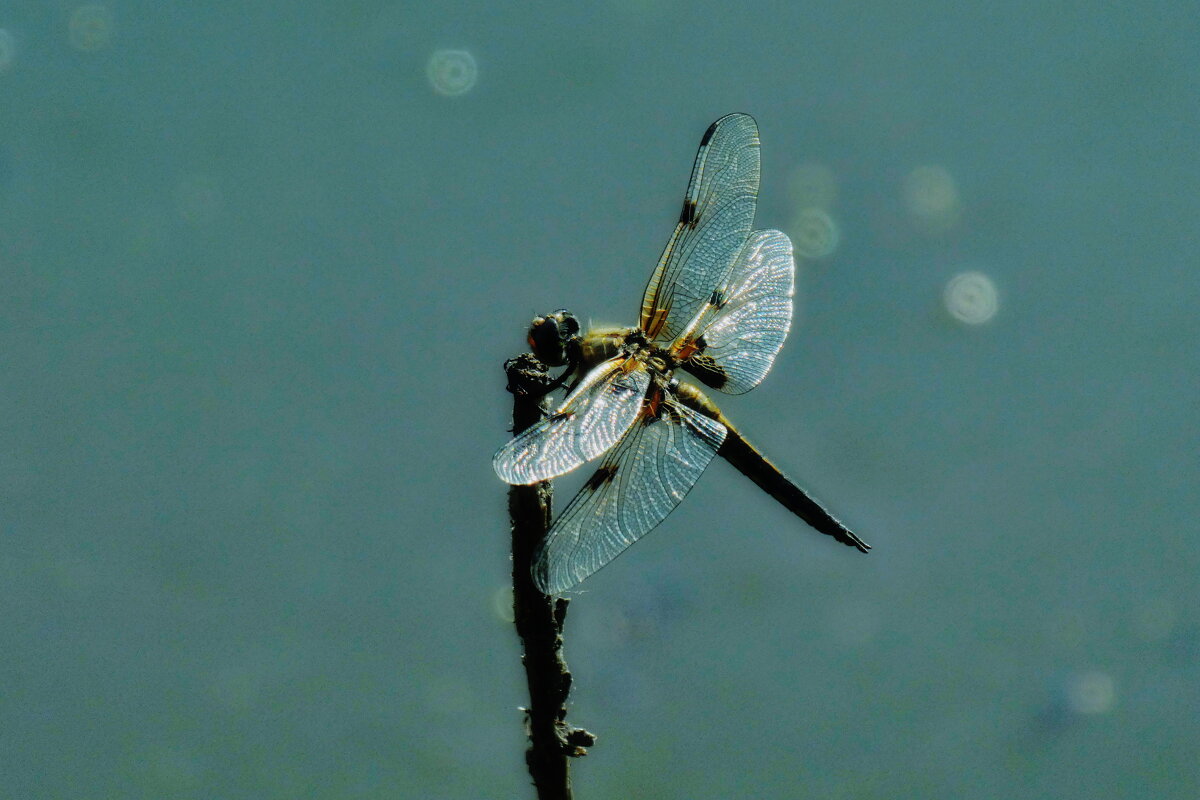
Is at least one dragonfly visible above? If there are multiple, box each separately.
[494,113,869,594]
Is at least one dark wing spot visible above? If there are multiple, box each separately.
[699,119,720,147]
[693,335,708,353]
[679,199,698,227]
[683,354,728,390]
[583,464,619,491]
[548,411,574,423]
[708,290,727,310]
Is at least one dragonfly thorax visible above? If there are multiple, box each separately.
[581,326,681,375]
[528,309,683,389]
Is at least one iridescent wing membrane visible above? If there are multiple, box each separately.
[675,228,795,395]
[493,357,650,485]
[495,114,799,593]
[533,391,727,595]
[641,113,761,343]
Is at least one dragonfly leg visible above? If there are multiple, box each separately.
[536,356,577,394]
[561,363,586,396]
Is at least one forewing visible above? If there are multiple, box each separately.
[678,229,795,395]
[493,357,650,485]
[533,394,727,594]
[640,114,761,343]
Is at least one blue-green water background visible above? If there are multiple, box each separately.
[3,2,1197,797]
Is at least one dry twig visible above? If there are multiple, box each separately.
[504,354,595,800]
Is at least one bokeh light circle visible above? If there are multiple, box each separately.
[491,587,514,623]
[426,49,478,96]
[943,271,998,325]
[791,207,840,260]
[1066,671,1116,715]
[904,164,960,232]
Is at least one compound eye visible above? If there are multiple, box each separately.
[528,315,567,366]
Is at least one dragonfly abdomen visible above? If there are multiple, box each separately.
[671,380,869,554]
[718,427,871,553]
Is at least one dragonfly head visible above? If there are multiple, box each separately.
[527,309,581,367]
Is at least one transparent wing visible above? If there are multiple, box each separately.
[675,229,795,395]
[533,393,727,594]
[640,114,761,343]
[493,357,650,485]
